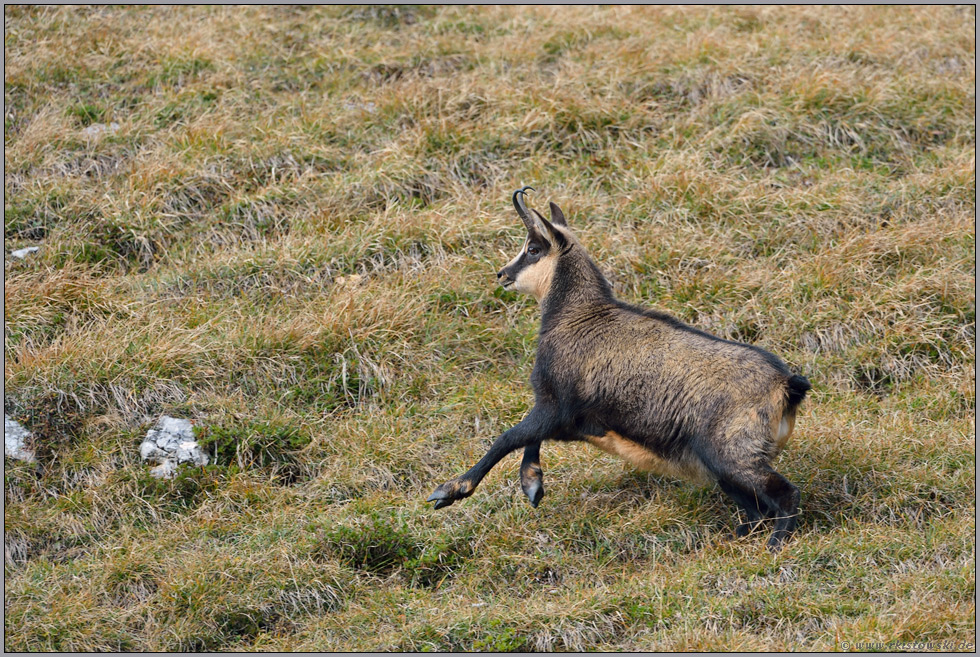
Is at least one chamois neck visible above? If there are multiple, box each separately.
[540,250,614,323]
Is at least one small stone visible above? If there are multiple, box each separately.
[139,440,167,462]
[155,416,195,440]
[140,415,208,477]
[149,460,177,479]
[81,122,120,138]
[342,101,377,113]
[176,440,209,466]
[10,246,40,260]
[4,415,36,462]
[146,428,181,453]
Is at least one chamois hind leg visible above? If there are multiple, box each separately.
[520,442,545,507]
[697,426,800,550]
[719,465,800,550]
[717,479,767,537]
[712,464,799,550]
[760,469,800,550]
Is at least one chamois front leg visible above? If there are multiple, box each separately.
[520,442,545,507]
[428,405,558,509]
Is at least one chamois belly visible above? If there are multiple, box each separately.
[585,431,714,484]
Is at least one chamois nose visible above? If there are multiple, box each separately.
[497,269,506,280]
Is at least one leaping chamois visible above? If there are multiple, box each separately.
[428,188,811,550]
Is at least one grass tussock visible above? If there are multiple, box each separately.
[4,5,975,651]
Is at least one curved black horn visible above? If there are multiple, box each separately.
[512,186,536,229]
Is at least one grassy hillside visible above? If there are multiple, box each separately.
[4,5,975,651]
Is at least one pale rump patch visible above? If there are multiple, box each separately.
[586,431,714,484]
[775,407,796,452]
[764,381,797,454]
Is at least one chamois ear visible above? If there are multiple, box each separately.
[549,202,567,227]
[532,208,567,248]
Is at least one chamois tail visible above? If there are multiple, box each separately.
[785,374,811,409]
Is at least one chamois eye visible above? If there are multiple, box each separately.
[528,246,540,256]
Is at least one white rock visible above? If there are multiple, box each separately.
[156,416,195,440]
[145,428,181,453]
[140,415,208,478]
[81,122,120,138]
[10,246,40,260]
[4,415,36,462]
[139,440,167,461]
[149,460,176,479]
[342,101,376,113]
[176,440,208,466]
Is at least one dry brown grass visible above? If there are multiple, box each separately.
[4,5,975,651]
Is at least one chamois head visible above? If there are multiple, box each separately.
[497,187,573,301]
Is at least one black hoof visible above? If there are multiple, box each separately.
[428,479,474,509]
[426,489,456,509]
[767,530,791,552]
[523,480,544,508]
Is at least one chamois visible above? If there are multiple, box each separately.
[428,188,811,550]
